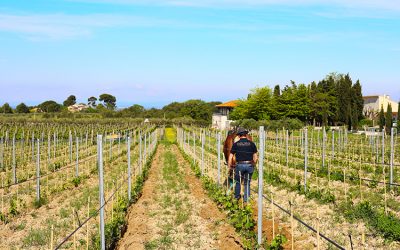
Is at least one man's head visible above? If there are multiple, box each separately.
[237,127,248,137]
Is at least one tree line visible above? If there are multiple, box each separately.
[106,100,221,122]
[0,95,220,123]
[231,73,366,130]
[1,72,399,131]
[0,93,117,113]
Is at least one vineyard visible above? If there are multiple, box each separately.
[0,121,158,249]
[176,126,400,249]
[0,121,399,249]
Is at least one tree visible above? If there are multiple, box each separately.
[229,100,248,120]
[162,102,183,119]
[270,85,281,120]
[38,101,62,112]
[379,105,385,131]
[317,75,338,125]
[63,95,76,107]
[231,87,273,121]
[1,103,13,114]
[88,96,97,107]
[181,100,212,121]
[385,103,393,134]
[352,80,364,121]
[16,103,30,113]
[309,81,318,125]
[123,104,145,117]
[349,80,363,130]
[336,74,352,127]
[293,84,310,122]
[99,94,116,110]
[273,85,280,97]
[206,101,222,114]
[276,82,310,122]
[312,92,331,126]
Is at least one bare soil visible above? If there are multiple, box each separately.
[117,144,243,250]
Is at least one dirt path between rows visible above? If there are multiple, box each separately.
[117,143,243,250]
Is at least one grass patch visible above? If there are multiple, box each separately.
[23,227,50,247]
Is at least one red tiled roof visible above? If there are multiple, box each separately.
[363,95,379,99]
[216,100,239,108]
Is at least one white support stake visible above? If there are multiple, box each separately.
[322,128,326,168]
[390,128,394,187]
[97,135,105,250]
[69,131,72,163]
[127,137,131,201]
[12,135,16,184]
[304,128,308,192]
[382,130,385,166]
[257,126,265,246]
[139,131,143,174]
[76,137,79,177]
[217,132,221,185]
[286,130,289,167]
[36,139,40,202]
[332,130,335,160]
[201,131,205,176]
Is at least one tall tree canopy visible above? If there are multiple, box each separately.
[122,104,145,117]
[63,95,76,107]
[99,94,117,110]
[87,96,97,107]
[39,101,62,113]
[1,103,13,114]
[16,103,30,113]
[231,87,273,120]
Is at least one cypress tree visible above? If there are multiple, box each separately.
[386,103,393,134]
[336,74,352,126]
[379,105,385,131]
[273,85,281,97]
[349,80,363,130]
[352,80,364,120]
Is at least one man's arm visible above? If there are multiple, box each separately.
[253,152,258,165]
[228,153,234,169]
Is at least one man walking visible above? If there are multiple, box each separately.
[228,127,258,203]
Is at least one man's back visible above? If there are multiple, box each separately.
[231,138,257,162]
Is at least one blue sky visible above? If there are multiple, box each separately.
[0,0,399,108]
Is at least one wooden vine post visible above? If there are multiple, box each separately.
[359,170,363,201]
[290,196,294,250]
[383,167,387,215]
[317,207,320,250]
[272,194,275,239]
[343,169,347,201]
[87,196,90,250]
[73,208,77,250]
[50,224,54,250]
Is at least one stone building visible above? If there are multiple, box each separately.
[363,95,398,120]
[211,100,238,130]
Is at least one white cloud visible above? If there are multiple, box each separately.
[0,11,296,40]
[0,13,175,40]
[68,0,400,11]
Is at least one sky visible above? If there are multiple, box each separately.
[0,0,399,108]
